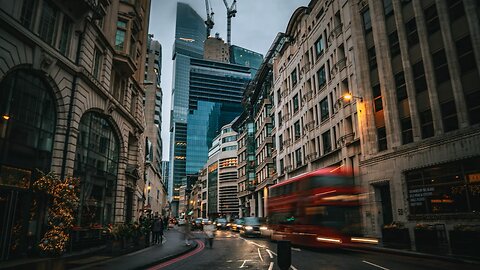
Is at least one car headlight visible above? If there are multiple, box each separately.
[237,225,243,228]
[227,223,231,226]
[260,226,268,230]
[245,226,253,230]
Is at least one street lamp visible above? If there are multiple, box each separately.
[336,92,363,108]
[2,115,10,120]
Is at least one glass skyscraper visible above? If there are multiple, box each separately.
[169,3,206,206]
[230,45,264,75]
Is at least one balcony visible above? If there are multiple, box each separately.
[303,121,315,131]
[113,52,136,77]
[329,23,343,42]
[337,132,355,147]
[305,152,318,162]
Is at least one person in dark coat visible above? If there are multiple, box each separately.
[152,216,164,244]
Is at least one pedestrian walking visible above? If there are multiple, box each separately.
[203,222,215,248]
[152,216,164,244]
[163,215,168,231]
[183,217,192,246]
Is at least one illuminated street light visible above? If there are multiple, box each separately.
[2,115,10,120]
[342,92,362,102]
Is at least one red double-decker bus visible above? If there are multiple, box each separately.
[267,167,366,247]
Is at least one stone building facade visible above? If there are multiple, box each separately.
[350,0,480,240]
[273,0,361,189]
[0,0,150,259]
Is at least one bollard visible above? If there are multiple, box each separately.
[277,240,291,270]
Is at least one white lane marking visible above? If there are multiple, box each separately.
[291,266,299,270]
[292,247,301,252]
[227,260,233,263]
[362,260,391,270]
[257,248,264,262]
[239,259,251,268]
[266,249,277,256]
[268,262,274,270]
[266,249,274,258]
[239,236,266,248]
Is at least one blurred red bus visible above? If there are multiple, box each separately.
[267,167,365,247]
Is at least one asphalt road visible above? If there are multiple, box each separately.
[148,230,478,270]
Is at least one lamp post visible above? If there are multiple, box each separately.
[335,92,363,109]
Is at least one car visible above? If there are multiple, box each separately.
[231,219,244,232]
[177,218,186,226]
[192,218,204,230]
[202,218,210,225]
[215,218,228,230]
[239,217,263,237]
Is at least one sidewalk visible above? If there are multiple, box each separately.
[68,228,198,270]
[0,228,198,270]
[345,243,480,265]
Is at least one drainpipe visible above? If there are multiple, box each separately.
[60,15,91,180]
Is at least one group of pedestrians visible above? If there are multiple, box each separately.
[140,214,169,245]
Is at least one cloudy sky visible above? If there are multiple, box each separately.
[148,0,310,159]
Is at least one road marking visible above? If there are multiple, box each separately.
[266,249,274,258]
[239,237,266,248]
[292,247,301,252]
[268,262,274,270]
[227,260,233,263]
[239,259,252,268]
[291,266,298,270]
[362,260,390,270]
[148,240,204,270]
[257,248,264,262]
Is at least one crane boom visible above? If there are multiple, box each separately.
[204,0,214,37]
[222,0,237,45]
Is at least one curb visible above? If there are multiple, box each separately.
[344,244,480,265]
[134,240,199,270]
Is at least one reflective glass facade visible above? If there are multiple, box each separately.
[169,3,206,203]
[230,45,264,76]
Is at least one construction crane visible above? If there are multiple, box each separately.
[205,0,215,38]
[222,0,237,45]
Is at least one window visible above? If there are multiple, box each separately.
[368,46,377,70]
[20,0,36,29]
[38,0,58,46]
[293,94,299,113]
[278,111,282,127]
[93,48,103,79]
[441,100,458,132]
[383,0,393,16]
[320,98,329,122]
[295,148,302,167]
[401,117,413,144]
[377,127,387,151]
[115,20,127,51]
[222,135,237,143]
[322,130,331,154]
[466,91,480,124]
[373,84,383,112]
[424,5,440,35]
[279,159,284,174]
[278,134,283,149]
[405,19,419,47]
[57,16,72,56]
[456,36,477,74]
[294,121,301,140]
[317,66,326,89]
[394,71,407,101]
[314,36,324,58]
[362,9,372,33]
[420,109,434,138]
[388,31,400,57]
[405,158,480,216]
[448,0,465,21]
[432,50,450,84]
[412,61,427,93]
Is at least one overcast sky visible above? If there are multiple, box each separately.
[148,0,310,160]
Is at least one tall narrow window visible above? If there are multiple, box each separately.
[20,0,36,29]
[368,46,377,70]
[432,49,450,84]
[420,109,434,138]
[401,117,413,144]
[377,127,387,151]
[455,36,476,74]
[388,31,400,57]
[293,94,299,113]
[291,68,297,87]
[295,148,302,167]
[441,100,458,132]
[58,16,72,55]
[373,84,383,112]
[412,61,427,93]
[38,0,58,45]
[93,48,103,79]
[115,20,127,51]
[320,97,329,122]
[314,36,324,58]
[317,66,326,89]
[424,5,440,35]
[322,130,331,154]
[362,9,372,33]
[294,121,301,140]
[383,0,393,16]
[395,71,407,101]
[405,19,419,47]
[448,0,465,21]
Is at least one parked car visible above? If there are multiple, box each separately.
[215,218,228,230]
[231,219,244,232]
[239,217,262,237]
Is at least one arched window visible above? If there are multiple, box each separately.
[74,112,119,227]
[0,69,56,186]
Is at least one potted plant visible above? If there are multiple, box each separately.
[414,223,448,254]
[381,222,411,249]
[449,225,480,258]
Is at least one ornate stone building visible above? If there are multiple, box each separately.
[0,0,150,259]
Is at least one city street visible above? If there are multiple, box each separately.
[149,230,478,270]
